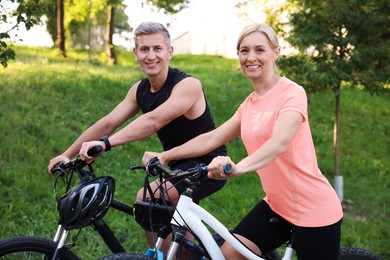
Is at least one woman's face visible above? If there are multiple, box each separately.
[133,33,173,77]
[237,32,279,80]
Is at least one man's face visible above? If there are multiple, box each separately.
[133,33,173,76]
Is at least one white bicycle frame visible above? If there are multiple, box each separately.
[165,192,294,260]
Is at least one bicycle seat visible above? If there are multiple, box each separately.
[134,200,175,232]
[269,216,290,227]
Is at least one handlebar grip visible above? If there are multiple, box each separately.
[199,163,232,175]
[88,145,103,156]
[223,163,232,174]
[51,162,64,174]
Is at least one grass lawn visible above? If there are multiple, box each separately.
[0,46,389,259]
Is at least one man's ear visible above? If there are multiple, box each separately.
[168,46,174,60]
[133,48,138,60]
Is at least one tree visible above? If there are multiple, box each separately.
[56,0,65,57]
[104,0,190,64]
[105,0,123,64]
[275,0,389,202]
[146,0,190,14]
[1,0,191,66]
[0,0,47,68]
[105,4,116,64]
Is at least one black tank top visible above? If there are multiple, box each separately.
[136,67,226,166]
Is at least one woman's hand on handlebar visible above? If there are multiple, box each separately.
[207,156,236,179]
[79,140,105,163]
[142,151,165,166]
[47,154,70,174]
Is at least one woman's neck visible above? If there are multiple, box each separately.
[252,73,281,96]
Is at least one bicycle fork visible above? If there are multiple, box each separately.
[145,225,172,260]
[51,225,70,260]
[145,237,164,260]
[165,225,186,260]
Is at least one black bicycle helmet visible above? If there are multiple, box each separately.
[57,176,115,230]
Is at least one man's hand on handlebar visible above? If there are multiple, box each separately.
[79,140,105,163]
[47,154,70,174]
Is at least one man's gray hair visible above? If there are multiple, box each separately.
[133,21,171,47]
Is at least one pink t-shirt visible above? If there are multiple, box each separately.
[235,77,343,227]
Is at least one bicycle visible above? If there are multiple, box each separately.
[0,147,382,260]
[0,146,136,259]
[99,157,383,260]
[0,146,254,260]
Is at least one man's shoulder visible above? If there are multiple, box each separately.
[169,68,201,90]
[169,67,193,79]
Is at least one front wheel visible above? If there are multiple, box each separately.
[0,236,79,260]
[338,247,382,260]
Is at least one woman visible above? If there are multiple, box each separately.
[143,23,343,260]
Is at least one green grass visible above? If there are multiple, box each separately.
[0,46,389,259]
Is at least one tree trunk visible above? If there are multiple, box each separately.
[88,0,92,62]
[333,85,343,203]
[333,85,340,177]
[105,6,117,64]
[56,0,66,57]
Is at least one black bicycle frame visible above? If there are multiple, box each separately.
[91,199,134,253]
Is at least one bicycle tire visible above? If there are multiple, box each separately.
[98,252,154,260]
[0,236,79,260]
[338,247,383,260]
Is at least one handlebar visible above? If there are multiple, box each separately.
[49,145,104,201]
[51,145,103,175]
[50,149,231,198]
[140,157,231,183]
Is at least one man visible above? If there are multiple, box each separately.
[47,21,227,254]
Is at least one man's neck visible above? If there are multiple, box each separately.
[148,67,170,93]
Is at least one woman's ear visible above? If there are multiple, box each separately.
[273,47,280,61]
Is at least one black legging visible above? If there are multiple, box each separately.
[233,200,342,260]
[292,218,342,260]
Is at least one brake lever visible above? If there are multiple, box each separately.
[51,161,66,175]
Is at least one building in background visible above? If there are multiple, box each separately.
[168,0,263,58]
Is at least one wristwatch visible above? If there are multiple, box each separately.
[100,136,111,151]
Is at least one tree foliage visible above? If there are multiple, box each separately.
[1,0,191,67]
[146,0,190,14]
[276,0,389,94]
[271,0,389,185]
[0,0,48,68]
[49,0,190,50]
